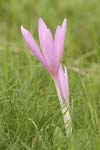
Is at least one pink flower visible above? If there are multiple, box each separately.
[21,18,67,78]
[54,65,69,103]
[21,18,71,134]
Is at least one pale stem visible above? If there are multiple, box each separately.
[54,79,72,137]
[60,102,72,137]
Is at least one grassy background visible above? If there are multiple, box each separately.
[0,0,100,149]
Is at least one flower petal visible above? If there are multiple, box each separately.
[21,25,46,66]
[57,65,69,102]
[45,29,54,58]
[54,25,62,63]
[61,18,67,40]
[38,18,47,50]
[64,66,69,100]
[44,29,58,76]
[54,19,67,66]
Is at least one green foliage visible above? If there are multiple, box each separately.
[0,0,100,149]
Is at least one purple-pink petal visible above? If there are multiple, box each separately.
[45,29,58,76]
[57,65,69,102]
[62,18,67,37]
[21,25,46,67]
[64,66,69,99]
[38,18,47,50]
[54,25,62,62]
[54,19,67,69]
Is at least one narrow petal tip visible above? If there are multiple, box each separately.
[63,18,67,24]
[62,18,67,28]
[39,17,43,22]
[21,25,24,31]
[64,66,67,72]
[63,18,67,22]
[38,18,47,28]
[21,25,27,35]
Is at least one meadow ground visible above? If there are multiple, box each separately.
[0,0,100,149]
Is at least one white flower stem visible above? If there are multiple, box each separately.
[54,79,72,137]
[60,102,72,137]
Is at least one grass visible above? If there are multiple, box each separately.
[0,0,100,149]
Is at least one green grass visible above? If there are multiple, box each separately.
[0,0,100,149]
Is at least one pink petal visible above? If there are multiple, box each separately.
[38,18,47,50]
[61,18,67,39]
[57,65,69,102]
[54,19,67,67]
[54,25,62,61]
[44,29,57,76]
[64,66,69,99]
[21,25,46,67]
[45,29,54,59]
